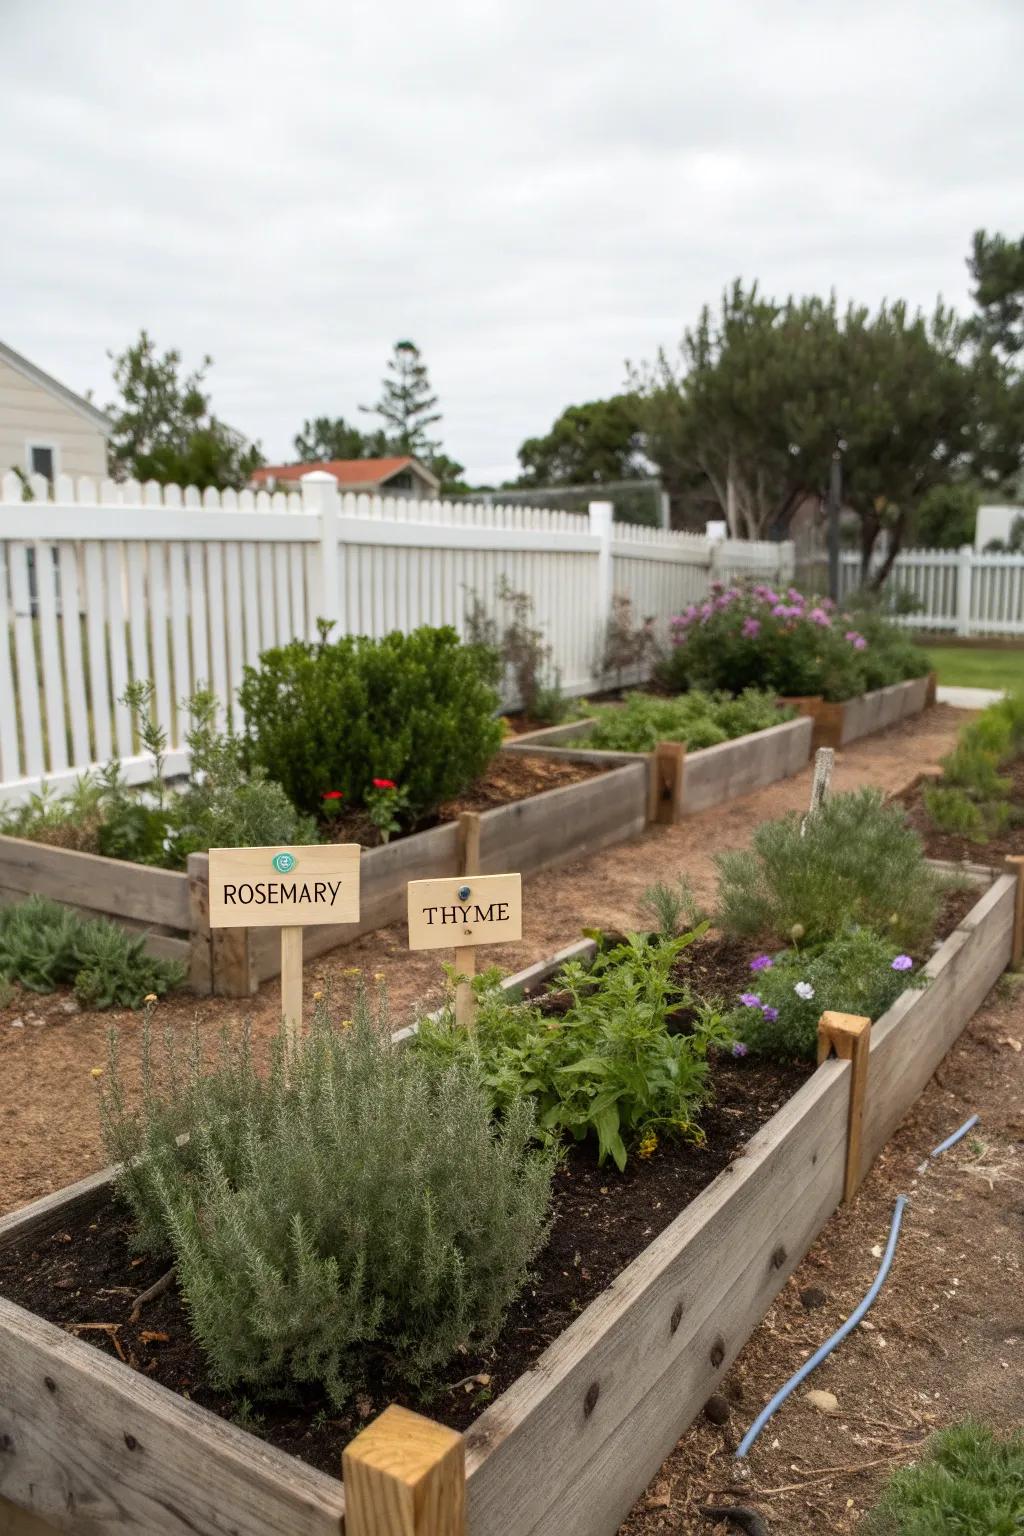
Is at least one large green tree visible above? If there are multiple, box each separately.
[969,229,1024,360]
[106,331,262,489]
[633,279,1021,578]
[360,340,442,457]
[515,395,648,487]
[292,416,389,462]
[359,340,465,491]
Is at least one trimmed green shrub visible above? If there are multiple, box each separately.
[577,688,790,754]
[923,691,1024,845]
[862,1419,1024,1535]
[722,929,926,1061]
[238,623,503,820]
[715,788,940,950]
[657,582,928,702]
[100,988,554,1405]
[415,930,732,1170]
[0,895,184,1008]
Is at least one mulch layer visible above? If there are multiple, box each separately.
[892,759,1024,865]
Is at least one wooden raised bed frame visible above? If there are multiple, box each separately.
[0,718,813,999]
[1,869,1016,1536]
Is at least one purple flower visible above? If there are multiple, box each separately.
[742,617,761,639]
[771,602,789,617]
[731,1042,749,1058]
[808,607,831,627]
[891,955,913,972]
[761,1005,779,1022]
[739,992,762,1008]
[750,954,773,972]
[844,630,868,650]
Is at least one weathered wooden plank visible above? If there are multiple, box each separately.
[186,853,212,995]
[839,677,929,747]
[859,873,1014,1178]
[0,837,189,931]
[0,1165,118,1257]
[682,717,812,813]
[479,764,647,877]
[0,1298,345,1536]
[465,1060,851,1536]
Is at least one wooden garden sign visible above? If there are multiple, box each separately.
[407,871,522,1028]
[208,844,361,1047]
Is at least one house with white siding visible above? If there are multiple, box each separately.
[0,339,111,485]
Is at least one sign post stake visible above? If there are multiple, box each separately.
[455,812,482,1029]
[280,925,304,1053]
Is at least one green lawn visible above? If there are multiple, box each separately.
[924,645,1024,693]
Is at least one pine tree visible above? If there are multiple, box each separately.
[360,340,442,458]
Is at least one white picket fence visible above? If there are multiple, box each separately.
[0,471,793,803]
[840,545,1024,636]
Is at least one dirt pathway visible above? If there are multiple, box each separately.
[0,706,968,1216]
[620,976,1024,1535]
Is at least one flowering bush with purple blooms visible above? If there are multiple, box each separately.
[720,928,927,1061]
[657,581,927,702]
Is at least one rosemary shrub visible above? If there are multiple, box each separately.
[100,989,554,1405]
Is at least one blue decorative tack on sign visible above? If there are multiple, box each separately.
[272,851,297,874]
[458,884,471,901]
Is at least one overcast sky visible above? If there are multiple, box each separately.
[3,0,1022,483]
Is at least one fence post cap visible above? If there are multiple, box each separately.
[300,469,340,484]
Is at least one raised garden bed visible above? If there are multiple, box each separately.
[0,752,645,999]
[893,762,1024,867]
[505,714,813,816]
[784,674,935,751]
[0,868,1016,1536]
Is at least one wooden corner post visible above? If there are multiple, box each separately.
[455,813,482,1028]
[1006,855,1024,970]
[818,1010,871,1203]
[647,741,686,824]
[344,1404,465,1536]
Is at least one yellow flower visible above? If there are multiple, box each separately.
[374,972,385,981]
[343,967,362,976]
[143,993,158,1004]
[789,923,805,941]
[340,1018,352,1030]
[90,1067,103,1080]
[312,990,323,1001]
[638,1130,658,1160]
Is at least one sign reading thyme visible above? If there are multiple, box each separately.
[208,845,361,929]
[406,873,522,951]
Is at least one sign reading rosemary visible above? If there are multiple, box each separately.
[208,845,361,929]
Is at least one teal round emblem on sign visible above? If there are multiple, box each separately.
[271,851,297,874]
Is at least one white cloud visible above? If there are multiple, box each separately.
[2,0,1022,481]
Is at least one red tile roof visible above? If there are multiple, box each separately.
[252,457,424,487]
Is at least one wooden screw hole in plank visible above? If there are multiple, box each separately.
[343,1403,465,1536]
[206,844,361,1051]
[1006,855,1024,970]
[647,741,686,825]
[817,1010,871,1203]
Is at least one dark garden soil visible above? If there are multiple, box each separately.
[0,1054,809,1480]
[323,750,607,845]
[892,759,1024,865]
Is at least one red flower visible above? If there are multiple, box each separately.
[322,790,344,800]
[372,778,397,790]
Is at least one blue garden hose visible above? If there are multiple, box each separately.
[930,1114,980,1158]
[734,1194,908,1458]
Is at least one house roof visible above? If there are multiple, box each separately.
[251,456,439,491]
[0,339,114,436]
